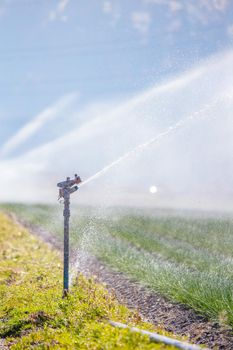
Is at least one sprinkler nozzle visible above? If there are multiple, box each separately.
[57,174,82,189]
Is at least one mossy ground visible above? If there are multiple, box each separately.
[0,212,176,349]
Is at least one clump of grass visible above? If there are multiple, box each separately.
[0,212,175,349]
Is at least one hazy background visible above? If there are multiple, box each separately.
[0,0,233,210]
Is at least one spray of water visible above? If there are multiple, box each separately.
[80,93,231,188]
[70,209,105,285]
[69,93,233,286]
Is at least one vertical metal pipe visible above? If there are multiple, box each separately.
[63,190,70,297]
[57,174,81,298]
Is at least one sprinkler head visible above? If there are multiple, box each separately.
[57,174,82,200]
[57,174,82,189]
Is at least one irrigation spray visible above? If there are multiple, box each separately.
[80,93,231,188]
[67,92,232,287]
[57,174,82,297]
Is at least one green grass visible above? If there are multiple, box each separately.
[0,211,177,349]
[2,203,233,329]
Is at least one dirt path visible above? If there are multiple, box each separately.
[10,214,233,350]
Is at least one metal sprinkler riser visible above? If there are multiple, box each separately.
[57,174,82,298]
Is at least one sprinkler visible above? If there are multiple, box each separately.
[57,174,82,297]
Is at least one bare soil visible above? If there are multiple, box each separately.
[10,213,233,350]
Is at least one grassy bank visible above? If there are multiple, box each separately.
[2,203,233,329]
[0,212,175,349]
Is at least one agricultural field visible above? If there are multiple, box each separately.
[2,203,233,332]
[0,211,178,349]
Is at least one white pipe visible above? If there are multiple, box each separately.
[109,320,209,350]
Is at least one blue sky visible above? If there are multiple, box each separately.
[0,0,233,146]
